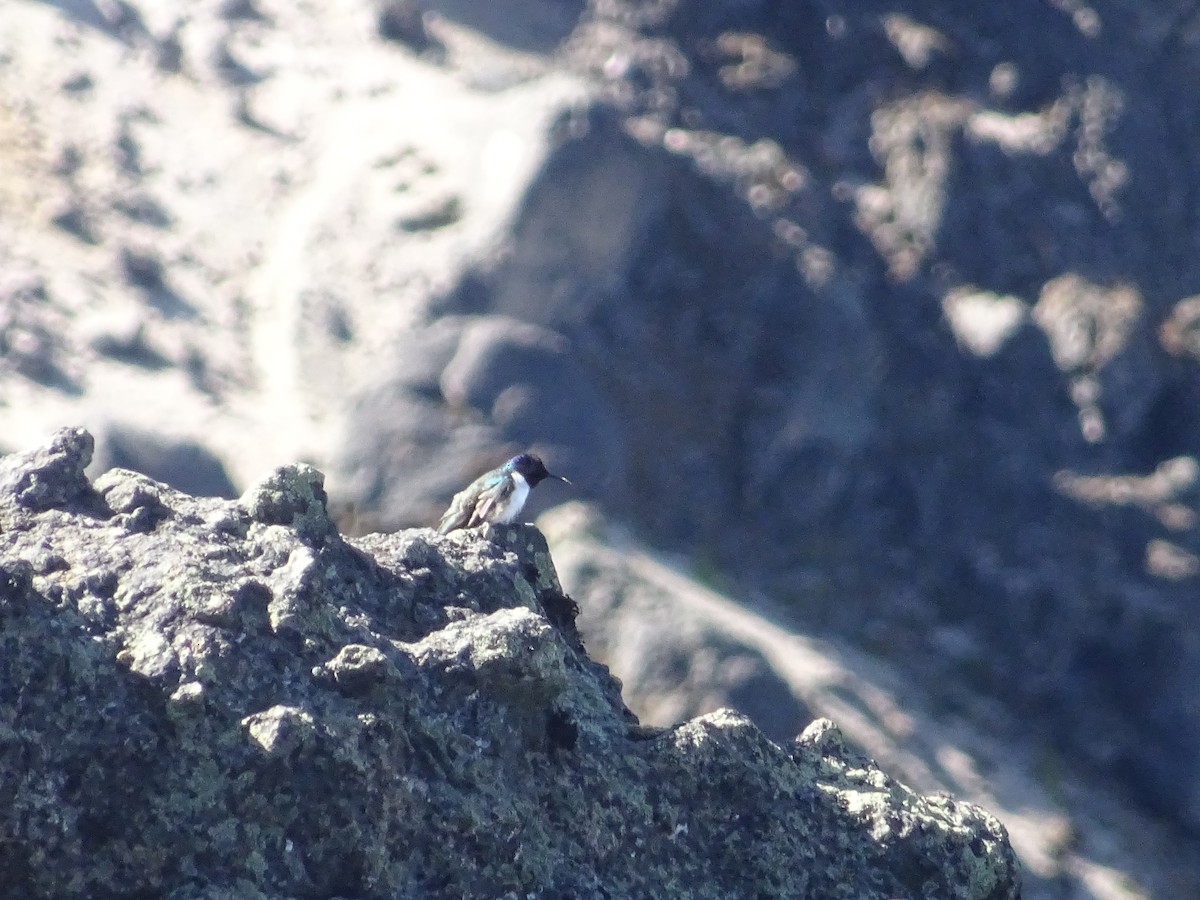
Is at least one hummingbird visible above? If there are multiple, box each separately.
[437,453,570,535]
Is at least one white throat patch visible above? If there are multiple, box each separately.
[496,471,530,523]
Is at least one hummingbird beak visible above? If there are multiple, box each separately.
[555,474,572,485]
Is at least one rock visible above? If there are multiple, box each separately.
[439,316,625,478]
[91,423,238,499]
[0,430,1019,898]
[376,0,437,53]
[0,426,96,512]
[240,463,334,541]
[424,0,585,53]
[331,316,621,529]
[329,317,505,530]
[541,500,1200,898]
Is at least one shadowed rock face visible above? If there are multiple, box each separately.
[0,429,1019,898]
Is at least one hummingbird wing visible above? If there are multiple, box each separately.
[437,470,512,534]
[436,491,473,534]
[466,476,513,528]
[437,471,489,534]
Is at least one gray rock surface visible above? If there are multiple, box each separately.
[0,429,1019,898]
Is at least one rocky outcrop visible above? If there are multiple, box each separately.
[542,502,1200,899]
[0,429,1018,898]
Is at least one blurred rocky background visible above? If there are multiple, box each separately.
[2,0,1199,896]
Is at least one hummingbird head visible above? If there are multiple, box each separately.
[510,453,571,488]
